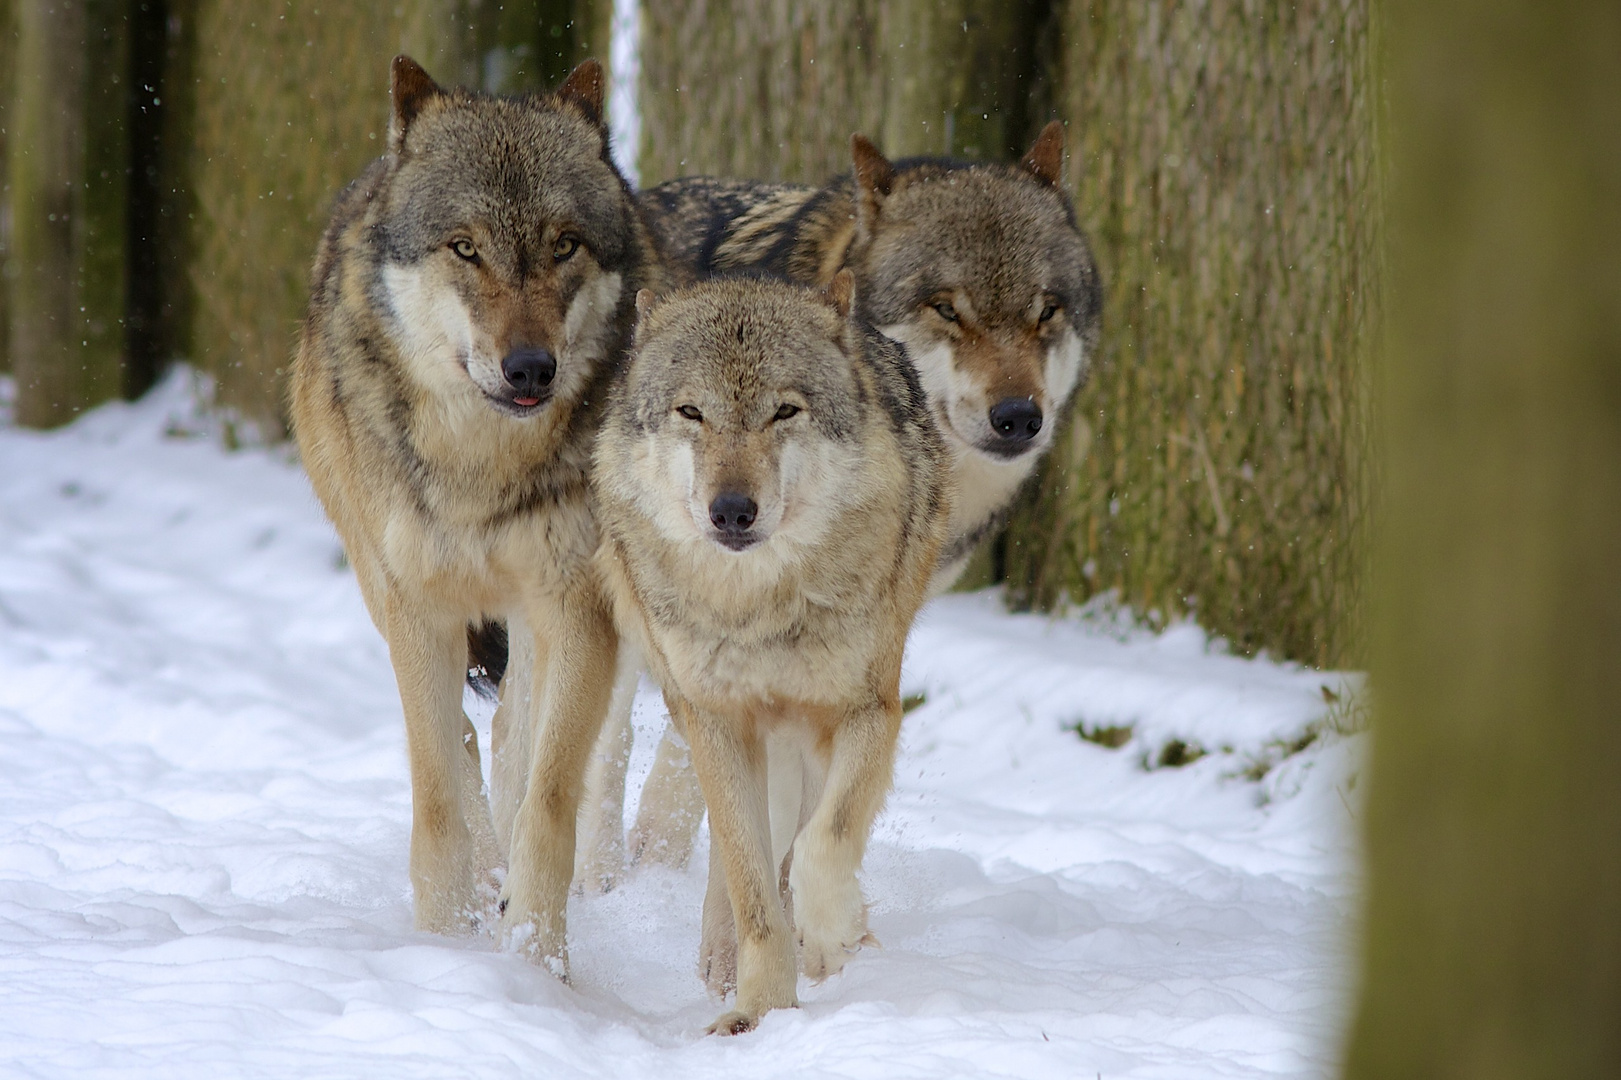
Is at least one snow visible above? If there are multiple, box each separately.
[0,371,1363,1078]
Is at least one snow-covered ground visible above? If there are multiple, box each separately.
[0,373,1363,1078]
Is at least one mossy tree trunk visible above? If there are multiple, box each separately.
[0,0,13,378]
[186,0,602,436]
[1343,3,1621,1076]
[638,0,1047,188]
[7,0,134,427]
[1000,0,1378,668]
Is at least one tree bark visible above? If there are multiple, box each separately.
[0,0,12,378]
[997,0,1378,668]
[186,1,603,436]
[638,0,1046,188]
[1343,4,1621,1077]
[7,0,132,427]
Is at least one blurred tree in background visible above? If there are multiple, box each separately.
[1,0,1375,668]
[1345,2,1621,1075]
[639,0,1048,185]
[0,0,11,379]
[6,0,132,426]
[1002,2,1378,668]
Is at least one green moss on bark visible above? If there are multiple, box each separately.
[8,0,133,427]
[1001,0,1379,668]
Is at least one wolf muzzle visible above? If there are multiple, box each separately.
[986,396,1043,456]
[502,347,556,407]
[708,491,760,551]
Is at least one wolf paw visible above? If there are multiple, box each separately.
[795,888,873,983]
[497,893,569,981]
[706,1009,758,1036]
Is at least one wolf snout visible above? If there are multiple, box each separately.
[501,347,556,405]
[988,397,1043,448]
[708,492,759,549]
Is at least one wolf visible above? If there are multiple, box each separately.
[610,124,1104,871]
[289,55,659,973]
[594,275,949,1033]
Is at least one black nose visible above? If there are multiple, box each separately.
[501,348,556,395]
[709,492,758,534]
[988,397,1043,442]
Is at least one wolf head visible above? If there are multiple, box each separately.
[375,56,638,420]
[602,274,889,562]
[844,123,1102,465]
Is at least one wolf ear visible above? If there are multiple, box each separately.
[633,288,658,339]
[825,269,855,320]
[851,134,896,241]
[390,55,441,151]
[557,59,606,128]
[1021,120,1066,187]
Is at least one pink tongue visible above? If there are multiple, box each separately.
[515,397,540,407]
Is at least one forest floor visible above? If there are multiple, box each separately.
[0,372,1364,1079]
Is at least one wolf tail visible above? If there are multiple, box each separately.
[465,619,509,700]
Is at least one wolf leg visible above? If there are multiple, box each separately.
[489,621,542,859]
[698,827,737,996]
[628,720,707,867]
[499,589,617,975]
[458,711,502,917]
[573,644,640,893]
[676,696,796,1034]
[383,592,484,935]
[789,699,899,982]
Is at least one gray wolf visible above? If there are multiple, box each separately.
[615,124,1104,871]
[594,275,950,1033]
[290,55,658,973]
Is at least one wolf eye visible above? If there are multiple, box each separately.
[677,404,703,421]
[553,235,580,261]
[1039,303,1061,324]
[932,300,959,323]
[773,403,801,422]
[451,238,478,261]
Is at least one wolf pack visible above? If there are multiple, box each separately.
[291,56,1101,1034]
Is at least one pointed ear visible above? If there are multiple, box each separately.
[557,59,606,128]
[850,134,895,241]
[825,269,855,320]
[633,288,658,340]
[390,55,441,151]
[1022,120,1065,187]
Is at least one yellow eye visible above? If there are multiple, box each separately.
[554,235,580,261]
[677,404,702,421]
[932,300,959,323]
[773,403,801,421]
[451,238,477,261]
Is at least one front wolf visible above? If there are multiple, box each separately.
[595,277,949,1033]
[290,56,655,971]
[623,125,1104,870]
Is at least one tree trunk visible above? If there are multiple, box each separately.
[1000,0,1378,667]
[638,0,1046,188]
[186,0,602,437]
[7,0,132,428]
[0,0,12,378]
[1343,4,1621,1077]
